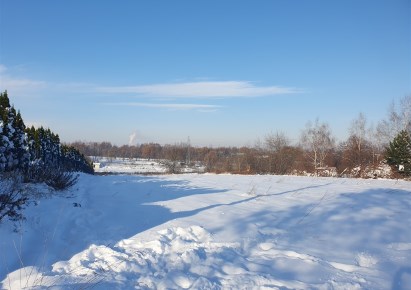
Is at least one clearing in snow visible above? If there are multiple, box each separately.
[1,173,410,289]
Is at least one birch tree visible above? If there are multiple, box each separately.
[377,95,411,145]
[300,119,335,172]
[343,113,374,169]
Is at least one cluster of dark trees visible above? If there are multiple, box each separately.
[0,91,93,222]
[0,91,93,176]
[69,96,411,178]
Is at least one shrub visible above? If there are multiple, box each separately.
[24,164,79,191]
[0,173,28,222]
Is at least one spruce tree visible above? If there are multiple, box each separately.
[26,126,39,163]
[0,96,7,171]
[11,110,30,170]
[0,118,6,171]
[0,91,30,172]
[385,130,411,176]
[0,90,10,110]
[0,91,16,171]
[1,90,93,176]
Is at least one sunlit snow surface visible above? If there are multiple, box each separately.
[1,170,410,289]
[93,158,168,174]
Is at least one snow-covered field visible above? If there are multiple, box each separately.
[92,157,204,174]
[92,157,168,174]
[1,173,411,289]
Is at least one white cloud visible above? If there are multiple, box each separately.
[0,64,47,95]
[0,65,301,103]
[97,81,300,98]
[0,76,47,90]
[105,102,222,111]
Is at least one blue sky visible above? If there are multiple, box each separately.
[0,0,410,146]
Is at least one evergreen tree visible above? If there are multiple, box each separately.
[0,91,11,171]
[385,130,411,176]
[25,126,93,174]
[26,126,39,163]
[0,90,10,109]
[61,145,94,173]
[0,92,21,171]
[11,110,30,170]
[0,118,7,171]
[0,90,94,221]
[1,90,93,176]
[0,91,30,172]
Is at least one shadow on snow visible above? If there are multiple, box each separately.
[1,174,410,289]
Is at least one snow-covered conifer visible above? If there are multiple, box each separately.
[0,91,30,172]
[385,130,411,176]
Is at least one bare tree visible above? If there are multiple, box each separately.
[300,119,335,172]
[163,144,185,173]
[341,113,374,171]
[265,132,289,152]
[368,124,385,165]
[349,113,367,154]
[377,95,411,145]
[265,132,294,174]
[204,150,218,172]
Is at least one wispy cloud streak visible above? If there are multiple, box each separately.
[104,102,222,111]
[97,81,300,98]
[0,65,47,94]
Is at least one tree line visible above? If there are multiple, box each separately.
[0,91,93,177]
[69,95,411,178]
[1,91,93,222]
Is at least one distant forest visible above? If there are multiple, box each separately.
[69,95,411,178]
[1,90,409,179]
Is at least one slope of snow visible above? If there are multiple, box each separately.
[1,173,410,289]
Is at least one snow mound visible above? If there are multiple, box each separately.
[10,226,237,289]
[1,225,385,289]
